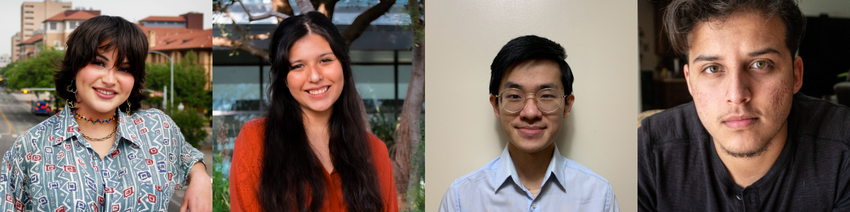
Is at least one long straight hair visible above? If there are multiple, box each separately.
[261,11,384,212]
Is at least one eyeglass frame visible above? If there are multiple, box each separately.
[494,88,568,114]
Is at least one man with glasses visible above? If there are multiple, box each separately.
[439,35,619,212]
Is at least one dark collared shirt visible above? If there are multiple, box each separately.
[639,93,850,211]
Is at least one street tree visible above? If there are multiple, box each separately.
[5,47,63,92]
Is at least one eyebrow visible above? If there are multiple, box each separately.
[290,52,334,64]
[504,81,558,91]
[748,48,781,57]
[692,48,783,63]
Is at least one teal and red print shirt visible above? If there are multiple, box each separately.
[0,105,204,211]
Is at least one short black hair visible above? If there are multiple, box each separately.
[54,15,149,112]
[489,35,574,97]
[664,0,806,57]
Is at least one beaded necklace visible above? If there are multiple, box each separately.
[71,108,117,124]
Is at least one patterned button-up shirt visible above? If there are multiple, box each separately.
[0,105,204,212]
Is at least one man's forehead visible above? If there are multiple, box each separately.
[499,60,563,91]
[686,11,789,60]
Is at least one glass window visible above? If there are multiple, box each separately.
[69,21,77,29]
[50,22,57,30]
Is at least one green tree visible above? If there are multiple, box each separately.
[5,48,63,91]
[167,108,208,148]
[144,50,211,113]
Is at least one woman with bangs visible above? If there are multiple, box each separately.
[0,16,211,211]
[229,12,398,212]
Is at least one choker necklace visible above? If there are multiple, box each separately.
[79,124,118,142]
[71,108,116,124]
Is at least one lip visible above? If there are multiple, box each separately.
[304,85,330,98]
[516,126,545,137]
[722,115,758,129]
[93,87,117,99]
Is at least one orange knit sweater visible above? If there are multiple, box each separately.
[229,118,399,212]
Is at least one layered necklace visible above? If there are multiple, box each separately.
[71,108,119,142]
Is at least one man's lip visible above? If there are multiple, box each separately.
[722,115,758,129]
[516,126,546,136]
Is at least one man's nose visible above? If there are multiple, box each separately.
[725,67,753,105]
[519,94,542,121]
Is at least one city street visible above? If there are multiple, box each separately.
[0,90,50,155]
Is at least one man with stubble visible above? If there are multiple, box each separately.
[639,0,850,211]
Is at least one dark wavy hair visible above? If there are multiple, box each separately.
[262,11,383,212]
[54,15,148,112]
[489,35,574,97]
[663,0,806,57]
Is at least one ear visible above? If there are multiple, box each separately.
[563,94,575,118]
[792,56,804,94]
[489,95,501,118]
[684,64,693,96]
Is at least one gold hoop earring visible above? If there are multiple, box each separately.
[66,80,76,94]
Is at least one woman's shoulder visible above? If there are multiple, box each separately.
[233,118,267,149]
[366,133,390,159]
[128,108,172,123]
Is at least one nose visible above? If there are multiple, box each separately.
[101,67,117,85]
[518,94,542,121]
[725,66,752,105]
[307,66,323,83]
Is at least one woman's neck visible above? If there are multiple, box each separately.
[74,103,118,132]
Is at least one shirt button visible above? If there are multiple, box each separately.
[736,195,742,200]
[532,202,537,209]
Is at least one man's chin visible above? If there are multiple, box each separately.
[716,137,772,158]
[509,138,552,154]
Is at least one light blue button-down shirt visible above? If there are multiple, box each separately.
[439,145,618,212]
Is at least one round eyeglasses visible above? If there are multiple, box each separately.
[496,88,566,113]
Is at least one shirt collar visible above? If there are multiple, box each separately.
[52,104,140,147]
[491,144,566,193]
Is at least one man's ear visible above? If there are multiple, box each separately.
[563,94,575,118]
[489,95,500,118]
[792,56,804,94]
[684,64,693,96]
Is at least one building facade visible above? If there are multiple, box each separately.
[15,0,72,62]
[42,10,100,51]
[141,13,213,88]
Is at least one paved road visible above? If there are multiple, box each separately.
[0,91,50,156]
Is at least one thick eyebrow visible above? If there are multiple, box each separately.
[289,52,334,64]
[692,48,783,63]
[95,54,108,61]
[692,55,720,63]
[503,81,558,91]
[748,48,781,57]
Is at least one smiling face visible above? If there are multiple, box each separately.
[490,59,575,154]
[74,47,134,115]
[286,33,344,116]
[684,10,803,157]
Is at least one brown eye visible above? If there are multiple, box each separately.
[752,61,767,69]
[703,65,719,74]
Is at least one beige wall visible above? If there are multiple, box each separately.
[425,0,637,211]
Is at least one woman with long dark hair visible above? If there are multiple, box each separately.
[0,16,211,211]
[229,12,398,212]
